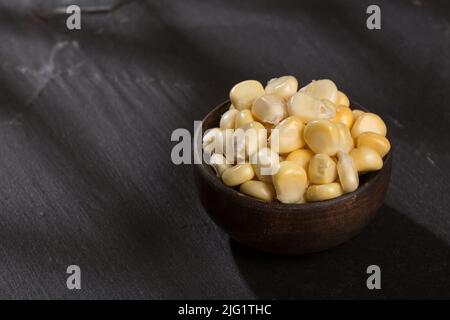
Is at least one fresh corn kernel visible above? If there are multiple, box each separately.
[304,120,340,155]
[332,105,354,128]
[271,116,305,154]
[351,112,387,138]
[350,147,383,173]
[209,153,231,177]
[336,151,359,193]
[336,91,350,107]
[220,109,239,130]
[234,109,254,128]
[285,149,314,169]
[265,75,298,100]
[230,80,265,110]
[357,132,391,157]
[306,183,343,202]
[352,109,364,120]
[251,147,280,182]
[239,180,276,202]
[287,91,336,122]
[300,79,338,104]
[335,122,354,153]
[308,154,337,184]
[222,163,255,186]
[272,161,308,204]
[235,121,268,161]
[251,94,287,125]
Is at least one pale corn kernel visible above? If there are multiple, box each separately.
[235,121,268,161]
[229,104,236,110]
[287,91,336,122]
[308,154,337,184]
[300,79,338,104]
[265,75,298,100]
[251,94,287,125]
[230,80,265,110]
[209,153,231,177]
[220,109,239,130]
[335,122,354,153]
[251,147,280,183]
[304,120,340,155]
[272,161,308,204]
[351,112,387,138]
[222,163,255,186]
[336,151,359,193]
[239,180,276,202]
[352,109,364,120]
[332,105,354,128]
[202,127,221,149]
[350,147,383,173]
[271,116,305,154]
[336,91,350,107]
[306,183,343,202]
[285,149,314,169]
[234,109,254,128]
[357,132,391,158]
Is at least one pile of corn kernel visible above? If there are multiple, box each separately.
[202,76,390,203]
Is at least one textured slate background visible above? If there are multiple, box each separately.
[0,0,449,299]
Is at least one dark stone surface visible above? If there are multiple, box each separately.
[0,0,448,299]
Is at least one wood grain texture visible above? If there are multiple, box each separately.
[0,0,448,299]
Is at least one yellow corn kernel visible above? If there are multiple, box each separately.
[234,109,254,128]
[351,112,387,138]
[209,153,231,177]
[251,94,287,125]
[335,122,354,153]
[336,151,359,193]
[230,80,265,110]
[350,147,383,173]
[332,105,354,128]
[285,149,314,169]
[272,161,308,204]
[352,109,364,120]
[287,92,336,122]
[220,109,239,130]
[235,121,268,161]
[357,132,391,158]
[308,154,337,184]
[239,180,275,202]
[229,104,236,110]
[306,183,343,202]
[336,91,350,107]
[251,147,280,183]
[222,163,254,186]
[304,120,340,155]
[300,79,338,104]
[265,75,298,100]
[270,116,305,154]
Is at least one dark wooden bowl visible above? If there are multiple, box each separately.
[193,100,392,255]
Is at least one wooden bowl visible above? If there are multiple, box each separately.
[193,100,392,255]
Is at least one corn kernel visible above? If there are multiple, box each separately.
[239,180,276,202]
[265,75,298,100]
[352,109,364,120]
[230,80,265,110]
[271,116,305,154]
[251,147,280,182]
[304,120,340,155]
[336,151,359,193]
[235,121,268,161]
[234,109,254,128]
[285,149,314,169]
[308,154,337,184]
[306,183,343,202]
[251,94,287,125]
[222,163,255,186]
[336,91,350,107]
[272,161,308,204]
[350,147,383,173]
[351,112,387,138]
[332,105,354,128]
[220,109,239,130]
[357,132,391,158]
[202,127,221,149]
[209,153,231,177]
[335,122,354,153]
[300,79,338,104]
[229,104,236,110]
[287,91,336,122]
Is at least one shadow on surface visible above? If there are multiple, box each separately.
[231,204,450,299]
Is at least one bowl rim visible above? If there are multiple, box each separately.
[196,100,392,211]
